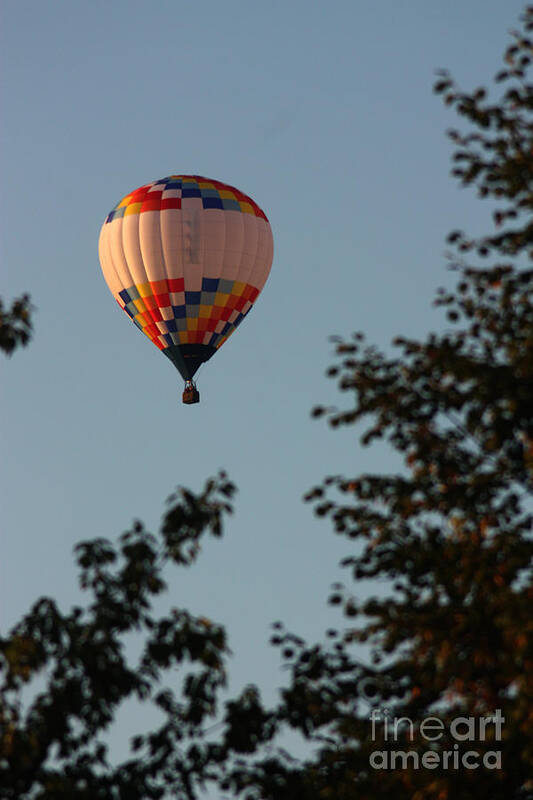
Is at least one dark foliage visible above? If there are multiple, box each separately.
[213,8,533,799]
[0,294,33,356]
[0,475,236,799]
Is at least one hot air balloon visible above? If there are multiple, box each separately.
[98,175,274,404]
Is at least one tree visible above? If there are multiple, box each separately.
[211,8,533,799]
[2,7,533,799]
[0,476,237,799]
[0,294,33,356]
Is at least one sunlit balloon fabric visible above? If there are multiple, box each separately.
[98,175,273,381]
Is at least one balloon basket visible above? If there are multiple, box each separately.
[182,383,200,405]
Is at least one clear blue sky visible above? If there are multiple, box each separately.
[1,0,525,760]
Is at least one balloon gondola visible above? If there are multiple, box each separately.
[98,175,273,404]
[182,380,200,405]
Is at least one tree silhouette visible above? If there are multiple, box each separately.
[1,476,236,799]
[214,8,533,799]
[0,294,33,355]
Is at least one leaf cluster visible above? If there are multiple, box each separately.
[0,294,33,356]
[0,475,238,799]
[214,10,533,799]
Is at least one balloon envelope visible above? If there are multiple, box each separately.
[98,175,273,381]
